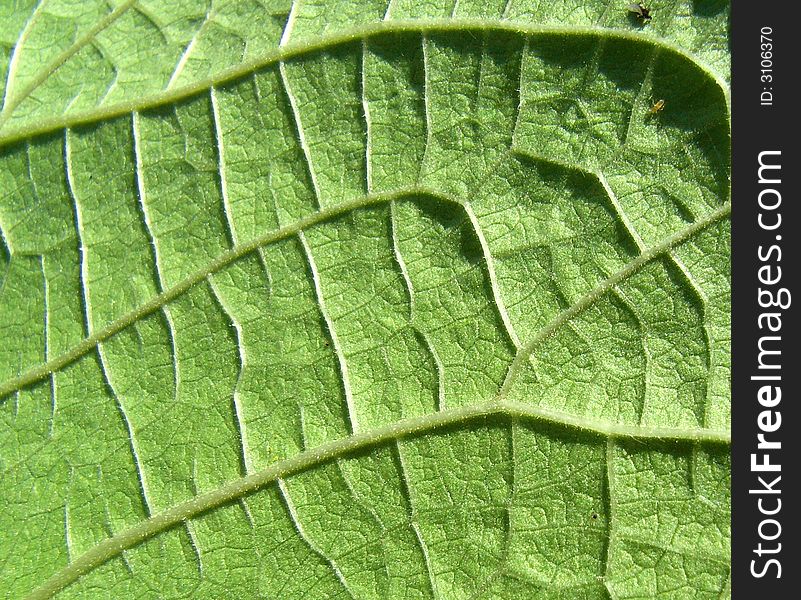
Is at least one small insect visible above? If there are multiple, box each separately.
[628,3,652,22]
[648,98,666,116]
[591,512,599,521]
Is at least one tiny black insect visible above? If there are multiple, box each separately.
[628,3,652,22]
[591,512,599,520]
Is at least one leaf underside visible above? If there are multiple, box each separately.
[0,1,730,599]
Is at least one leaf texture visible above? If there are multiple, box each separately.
[0,1,731,598]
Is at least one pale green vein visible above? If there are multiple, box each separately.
[98,341,154,517]
[25,399,729,600]
[183,520,204,576]
[597,170,645,253]
[394,440,438,599]
[277,478,357,598]
[207,277,252,476]
[209,85,237,247]
[0,19,729,147]
[63,129,91,334]
[166,5,214,90]
[0,0,137,131]
[278,60,322,207]
[0,187,435,399]
[40,254,56,438]
[615,534,730,567]
[419,34,433,182]
[280,0,301,47]
[1,0,46,113]
[361,39,374,194]
[671,252,713,426]
[497,199,732,399]
[464,201,521,350]
[298,230,358,433]
[389,200,414,318]
[598,168,715,426]
[719,571,732,599]
[383,0,395,22]
[501,0,513,20]
[0,191,731,401]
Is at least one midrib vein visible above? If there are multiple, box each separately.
[25,398,729,600]
[0,188,730,400]
[0,19,729,147]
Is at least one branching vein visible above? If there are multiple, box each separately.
[299,231,358,434]
[24,399,729,600]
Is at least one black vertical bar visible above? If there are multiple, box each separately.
[731,0,799,596]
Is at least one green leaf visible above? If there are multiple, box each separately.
[0,1,731,598]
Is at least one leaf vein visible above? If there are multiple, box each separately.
[464,201,522,350]
[0,21,730,146]
[0,191,730,403]
[394,441,439,600]
[497,200,731,400]
[207,277,252,476]
[209,85,237,247]
[23,400,730,600]
[278,61,323,207]
[298,231,358,434]
[0,0,46,115]
[277,478,357,599]
[0,0,137,131]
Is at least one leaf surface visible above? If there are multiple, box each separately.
[0,1,731,598]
